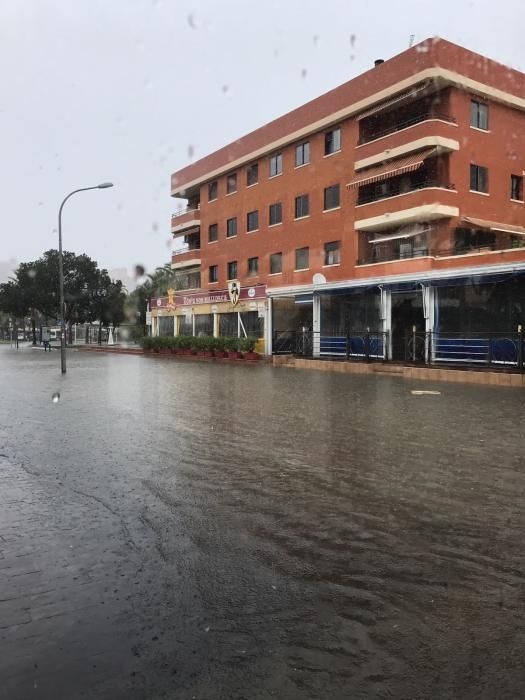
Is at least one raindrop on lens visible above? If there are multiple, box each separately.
[52,392,60,403]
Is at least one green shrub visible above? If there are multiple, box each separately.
[224,336,240,352]
[240,336,257,353]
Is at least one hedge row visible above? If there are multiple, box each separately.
[141,335,258,352]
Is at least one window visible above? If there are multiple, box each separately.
[295,141,310,167]
[295,247,309,270]
[295,194,309,218]
[324,127,341,155]
[226,217,237,237]
[209,265,218,283]
[208,223,218,243]
[247,210,259,232]
[227,260,237,280]
[324,184,340,210]
[269,153,282,177]
[470,164,488,193]
[269,202,282,225]
[470,100,489,130]
[226,172,237,194]
[208,180,218,201]
[269,252,282,274]
[247,257,259,276]
[324,241,341,266]
[511,175,523,201]
[246,162,258,186]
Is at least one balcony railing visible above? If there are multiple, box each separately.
[358,238,525,265]
[357,180,455,206]
[173,243,201,256]
[358,111,456,145]
[172,204,200,218]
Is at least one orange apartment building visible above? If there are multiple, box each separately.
[152,37,525,366]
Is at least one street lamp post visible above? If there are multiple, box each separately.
[58,182,113,374]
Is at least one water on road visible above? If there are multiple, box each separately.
[1,346,524,699]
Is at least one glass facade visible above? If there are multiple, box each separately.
[320,290,381,334]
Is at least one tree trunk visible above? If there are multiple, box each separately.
[98,322,102,345]
[68,322,73,345]
[31,313,37,346]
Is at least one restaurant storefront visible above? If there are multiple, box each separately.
[151,283,267,350]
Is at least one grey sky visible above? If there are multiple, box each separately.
[2,0,523,281]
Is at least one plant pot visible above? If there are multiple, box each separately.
[143,348,152,354]
[153,348,160,354]
[170,349,179,355]
[214,350,227,358]
[182,349,192,356]
[227,351,242,359]
[244,351,260,361]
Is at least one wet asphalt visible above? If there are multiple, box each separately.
[0,345,524,699]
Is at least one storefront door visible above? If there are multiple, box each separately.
[391,291,425,360]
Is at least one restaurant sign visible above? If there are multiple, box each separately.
[153,285,266,309]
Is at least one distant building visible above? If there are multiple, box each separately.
[152,38,525,365]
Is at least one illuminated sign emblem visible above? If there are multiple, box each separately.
[228,279,240,306]
[248,287,256,298]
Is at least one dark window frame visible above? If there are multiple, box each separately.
[470,99,489,130]
[324,240,341,266]
[209,265,218,283]
[208,223,218,243]
[324,184,341,210]
[295,194,310,219]
[511,174,523,201]
[226,172,237,194]
[295,246,310,271]
[269,153,283,177]
[295,141,310,167]
[247,210,259,232]
[269,252,283,274]
[470,164,489,193]
[247,256,259,276]
[269,202,282,226]
[246,162,258,186]
[324,126,341,155]
[226,217,238,238]
[227,260,237,280]
[208,180,218,201]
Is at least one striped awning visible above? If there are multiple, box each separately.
[346,148,436,189]
[355,82,429,121]
[461,217,525,236]
[370,224,430,244]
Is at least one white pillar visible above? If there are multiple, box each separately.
[192,313,196,336]
[213,313,219,337]
[312,293,321,357]
[265,298,272,356]
[381,287,392,360]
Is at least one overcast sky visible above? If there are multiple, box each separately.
[1,0,524,282]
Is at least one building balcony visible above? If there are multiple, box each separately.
[354,192,459,232]
[355,122,459,170]
[171,245,201,270]
[171,205,201,234]
[358,111,457,147]
[356,180,455,207]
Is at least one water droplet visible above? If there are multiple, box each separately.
[301,68,307,79]
[187,13,196,29]
[221,84,229,94]
[204,626,210,632]
[152,222,159,232]
[187,144,194,159]
[28,268,36,278]
[52,392,60,403]
[134,264,146,278]
[313,35,318,45]
[349,34,356,46]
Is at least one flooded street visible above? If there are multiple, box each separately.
[1,346,524,699]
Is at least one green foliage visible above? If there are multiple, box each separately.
[239,336,257,353]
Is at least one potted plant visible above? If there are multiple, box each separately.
[202,336,215,358]
[225,336,242,359]
[213,336,228,358]
[152,336,161,354]
[170,336,180,355]
[241,336,260,361]
[179,336,193,355]
[141,336,153,354]
[160,336,171,355]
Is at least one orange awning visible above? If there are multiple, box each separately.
[346,148,436,189]
[461,217,525,235]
